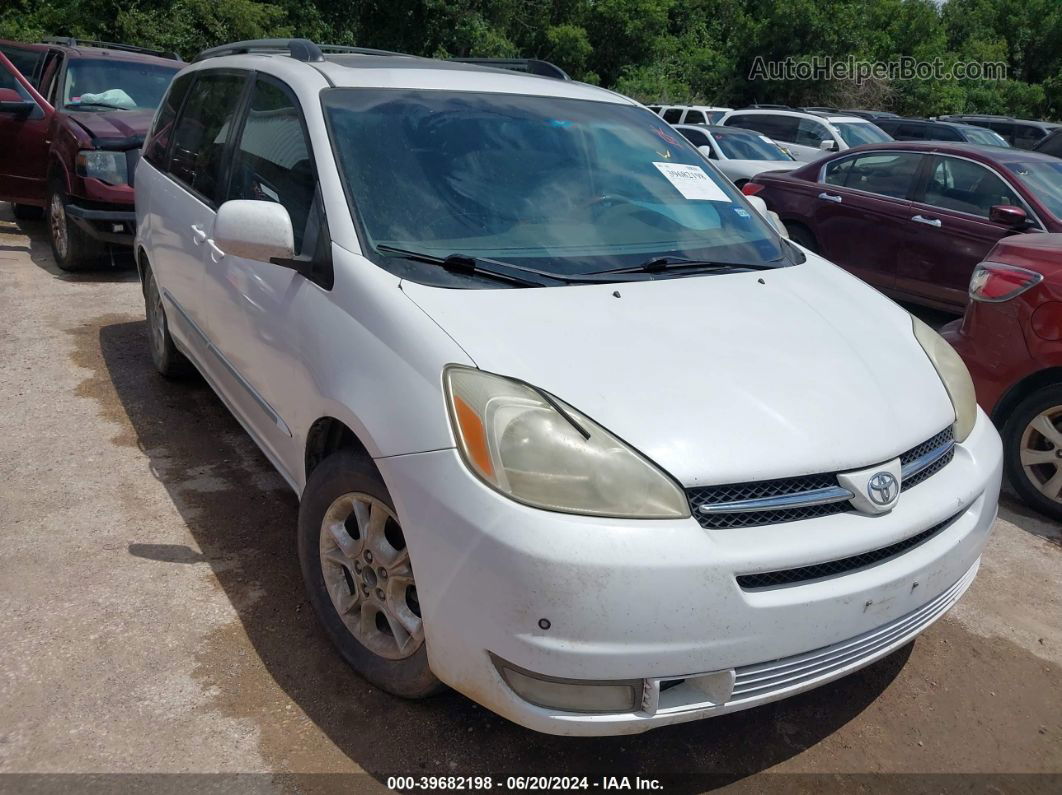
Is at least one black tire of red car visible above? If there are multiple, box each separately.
[12,203,43,220]
[1002,384,1062,521]
[143,265,194,379]
[297,449,444,699]
[47,185,102,271]
[785,222,820,254]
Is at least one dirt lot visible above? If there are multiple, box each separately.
[1,202,1060,793]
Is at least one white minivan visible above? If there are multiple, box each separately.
[720,108,893,161]
[135,39,1002,736]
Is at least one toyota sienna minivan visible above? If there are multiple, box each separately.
[134,39,1003,736]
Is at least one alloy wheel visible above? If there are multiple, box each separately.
[319,493,424,660]
[147,277,166,360]
[49,193,68,261]
[1019,405,1062,503]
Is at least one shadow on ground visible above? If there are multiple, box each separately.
[2,210,137,283]
[89,317,922,786]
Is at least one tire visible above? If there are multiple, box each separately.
[1002,384,1062,521]
[12,203,43,220]
[785,222,820,254]
[47,185,102,271]
[143,266,193,378]
[298,450,443,698]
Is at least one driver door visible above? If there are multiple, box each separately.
[0,51,53,205]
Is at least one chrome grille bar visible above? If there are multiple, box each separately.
[696,485,853,514]
[901,437,955,482]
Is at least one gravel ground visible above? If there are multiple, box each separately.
[1,203,1060,793]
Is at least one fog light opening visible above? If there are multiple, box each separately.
[491,655,639,714]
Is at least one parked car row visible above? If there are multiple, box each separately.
[0,38,181,269]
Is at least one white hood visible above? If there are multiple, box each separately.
[401,256,955,486]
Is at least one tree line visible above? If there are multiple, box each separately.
[2,0,1060,120]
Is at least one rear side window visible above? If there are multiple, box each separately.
[168,72,247,205]
[930,125,962,141]
[143,73,194,170]
[1037,132,1062,158]
[1013,124,1047,149]
[824,152,924,199]
[227,76,318,255]
[896,122,927,140]
[684,110,707,125]
[662,107,683,123]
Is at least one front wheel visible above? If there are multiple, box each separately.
[48,187,102,271]
[298,451,442,698]
[1002,385,1062,521]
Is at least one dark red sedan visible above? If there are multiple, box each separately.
[941,233,1062,519]
[743,142,1062,312]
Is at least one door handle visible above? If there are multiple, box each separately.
[190,224,207,245]
[911,214,942,228]
[818,192,842,203]
[206,239,225,262]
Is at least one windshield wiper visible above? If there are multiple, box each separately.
[375,245,638,286]
[592,255,783,276]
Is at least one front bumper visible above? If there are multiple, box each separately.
[65,202,136,246]
[377,412,1002,736]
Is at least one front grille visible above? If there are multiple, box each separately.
[687,428,955,530]
[736,510,961,589]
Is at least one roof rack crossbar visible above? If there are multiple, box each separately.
[40,36,181,61]
[447,58,570,80]
[193,38,325,63]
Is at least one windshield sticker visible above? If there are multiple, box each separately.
[653,162,732,202]
[734,208,751,218]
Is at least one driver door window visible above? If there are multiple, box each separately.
[794,119,829,147]
[922,157,1021,218]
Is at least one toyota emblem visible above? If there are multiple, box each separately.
[867,472,899,506]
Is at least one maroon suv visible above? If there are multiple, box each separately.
[743,142,1062,312]
[0,37,181,270]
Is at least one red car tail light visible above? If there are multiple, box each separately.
[741,182,765,196]
[969,261,1043,303]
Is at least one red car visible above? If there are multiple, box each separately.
[0,37,181,270]
[743,142,1062,312]
[942,233,1062,520]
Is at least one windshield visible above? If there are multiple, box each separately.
[1004,160,1062,219]
[711,130,793,161]
[965,126,1009,147]
[323,89,786,285]
[833,122,892,147]
[63,59,179,111]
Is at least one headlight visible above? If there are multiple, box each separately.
[444,366,690,519]
[912,316,976,442]
[75,150,128,185]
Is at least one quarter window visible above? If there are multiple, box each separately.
[922,157,1021,217]
[684,110,707,125]
[143,73,195,170]
[824,152,923,199]
[662,107,683,123]
[227,77,318,255]
[168,72,246,205]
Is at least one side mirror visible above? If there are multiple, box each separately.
[0,87,33,116]
[989,204,1028,228]
[698,145,716,160]
[819,139,837,151]
[213,200,294,263]
[746,194,789,237]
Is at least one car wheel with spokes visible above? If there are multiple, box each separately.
[47,186,102,271]
[298,450,442,697]
[143,265,193,378]
[1003,384,1062,521]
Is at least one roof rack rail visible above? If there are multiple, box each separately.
[40,36,181,61]
[448,58,570,80]
[193,38,326,63]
